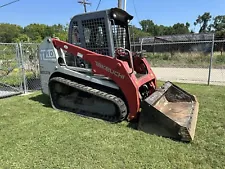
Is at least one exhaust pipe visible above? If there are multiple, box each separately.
[138,81,199,142]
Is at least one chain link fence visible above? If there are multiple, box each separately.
[20,43,41,92]
[0,34,225,98]
[0,42,40,98]
[210,39,225,85]
[131,33,225,86]
[0,43,23,98]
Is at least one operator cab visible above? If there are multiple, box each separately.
[67,8,147,79]
[68,8,133,58]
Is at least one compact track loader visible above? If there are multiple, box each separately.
[39,8,199,141]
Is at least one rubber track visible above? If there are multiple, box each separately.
[49,77,127,123]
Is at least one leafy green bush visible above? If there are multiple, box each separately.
[0,68,39,87]
[1,75,22,86]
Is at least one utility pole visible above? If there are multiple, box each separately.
[118,0,127,11]
[78,0,91,13]
[118,0,127,48]
[124,0,127,11]
[118,0,123,9]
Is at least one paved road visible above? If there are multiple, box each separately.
[151,67,225,86]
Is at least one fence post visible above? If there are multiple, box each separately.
[132,32,136,52]
[140,38,144,52]
[19,43,27,93]
[207,33,215,85]
[153,37,156,55]
[15,43,23,92]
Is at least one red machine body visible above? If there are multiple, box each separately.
[52,38,157,120]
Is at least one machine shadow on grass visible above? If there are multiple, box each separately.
[29,94,52,108]
[29,93,139,129]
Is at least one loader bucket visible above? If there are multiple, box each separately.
[138,81,199,142]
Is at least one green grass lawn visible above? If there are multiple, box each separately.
[1,82,225,168]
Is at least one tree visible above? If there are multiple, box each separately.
[139,19,190,36]
[24,23,50,42]
[211,15,225,38]
[139,20,155,35]
[23,23,63,42]
[163,26,174,35]
[129,25,151,42]
[213,15,225,31]
[51,24,68,41]
[0,23,23,43]
[172,23,190,34]
[153,25,166,36]
[23,23,68,42]
[194,12,212,33]
[13,34,30,42]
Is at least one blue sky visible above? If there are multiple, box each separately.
[0,0,225,32]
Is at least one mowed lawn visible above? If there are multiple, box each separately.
[0,82,225,168]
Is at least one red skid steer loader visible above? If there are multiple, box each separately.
[38,8,199,141]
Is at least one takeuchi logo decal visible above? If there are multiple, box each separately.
[95,61,125,79]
